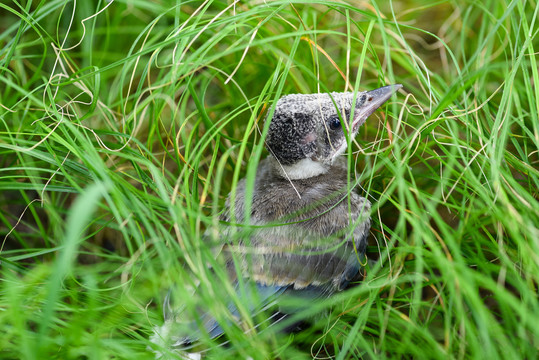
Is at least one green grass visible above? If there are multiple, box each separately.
[1,0,538,359]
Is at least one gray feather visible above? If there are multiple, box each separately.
[221,156,370,292]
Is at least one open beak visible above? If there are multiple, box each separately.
[352,84,402,128]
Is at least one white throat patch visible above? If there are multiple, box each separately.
[277,158,329,180]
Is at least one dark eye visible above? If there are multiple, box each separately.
[328,116,341,130]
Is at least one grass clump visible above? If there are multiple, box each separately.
[1,0,538,359]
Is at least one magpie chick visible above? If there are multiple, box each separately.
[151,85,401,358]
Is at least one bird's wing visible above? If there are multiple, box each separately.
[225,192,371,295]
[155,169,370,348]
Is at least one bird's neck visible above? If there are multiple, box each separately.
[272,157,330,180]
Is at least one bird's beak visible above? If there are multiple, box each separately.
[352,84,402,129]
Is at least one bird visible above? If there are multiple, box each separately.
[151,84,402,358]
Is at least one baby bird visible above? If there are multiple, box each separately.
[152,85,401,357]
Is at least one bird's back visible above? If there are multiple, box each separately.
[221,157,371,293]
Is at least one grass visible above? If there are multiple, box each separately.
[1,0,538,359]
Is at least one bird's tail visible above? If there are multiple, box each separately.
[151,281,288,353]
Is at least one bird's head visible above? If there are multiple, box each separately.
[265,85,401,179]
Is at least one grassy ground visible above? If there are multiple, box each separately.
[1,0,538,359]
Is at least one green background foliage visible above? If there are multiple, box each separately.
[0,0,538,358]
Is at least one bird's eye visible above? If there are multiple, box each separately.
[328,116,341,130]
